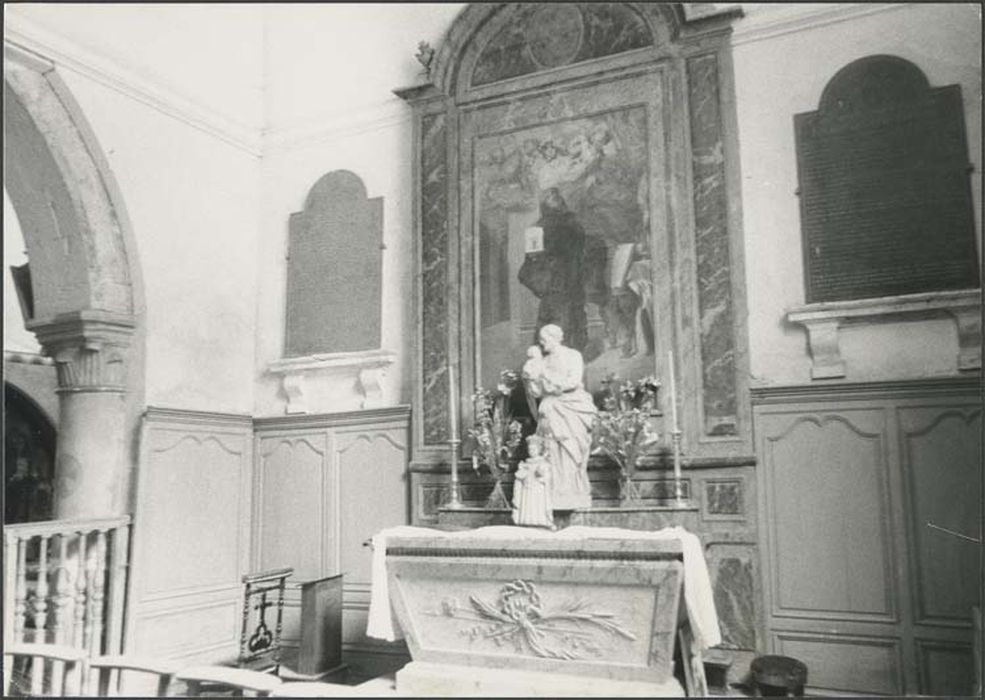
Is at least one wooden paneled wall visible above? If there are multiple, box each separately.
[753,378,981,696]
[126,408,254,664]
[252,407,411,655]
[126,406,410,669]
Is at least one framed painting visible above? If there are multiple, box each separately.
[467,79,667,396]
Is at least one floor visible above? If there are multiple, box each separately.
[67,647,762,697]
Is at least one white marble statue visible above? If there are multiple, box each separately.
[511,435,555,529]
[522,323,597,510]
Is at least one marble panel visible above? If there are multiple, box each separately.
[563,506,699,533]
[709,556,757,650]
[420,112,450,445]
[418,482,493,522]
[588,473,692,505]
[686,53,738,438]
[386,536,684,683]
[703,478,743,517]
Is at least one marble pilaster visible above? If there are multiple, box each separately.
[687,53,739,437]
[419,112,450,445]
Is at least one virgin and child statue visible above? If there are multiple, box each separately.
[518,323,597,511]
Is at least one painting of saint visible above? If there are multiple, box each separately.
[475,106,656,392]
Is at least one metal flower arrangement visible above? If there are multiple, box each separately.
[591,374,661,502]
[468,369,524,508]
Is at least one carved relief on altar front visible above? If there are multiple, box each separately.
[437,579,636,660]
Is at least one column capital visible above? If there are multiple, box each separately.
[26,310,136,392]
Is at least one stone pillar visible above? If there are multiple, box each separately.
[27,311,136,520]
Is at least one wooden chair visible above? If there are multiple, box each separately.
[175,665,284,697]
[270,681,355,697]
[4,642,86,696]
[87,655,178,696]
[239,568,293,673]
[750,654,808,696]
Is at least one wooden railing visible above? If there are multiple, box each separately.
[3,516,130,661]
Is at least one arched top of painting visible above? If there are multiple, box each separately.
[818,55,932,117]
[429,3,689,97]
[470,4,655,87]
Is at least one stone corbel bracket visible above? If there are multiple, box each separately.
[787,289,982,379]
[268,349,397,414]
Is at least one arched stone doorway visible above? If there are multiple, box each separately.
[4,45,145,520]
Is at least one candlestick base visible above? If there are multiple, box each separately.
[444,485,465,509]
[446,437,464,508]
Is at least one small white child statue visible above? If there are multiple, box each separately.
[521,344,544,416]
[511,434,555,529]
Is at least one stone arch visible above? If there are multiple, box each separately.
[3,44,145,519]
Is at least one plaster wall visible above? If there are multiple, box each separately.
[732,3,982,385]
[49,70,262,414]
[5,5,265,414]
[6,3,979,415]
[262,4,462,135]
[5,4,264,133]
[253,4,461,416]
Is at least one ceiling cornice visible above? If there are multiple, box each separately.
[731,3,911,46]
[262,98,412,155]
[3,11,263,157]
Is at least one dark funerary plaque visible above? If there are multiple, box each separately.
[298,573,344,676]
[795,55,979,303]
[285,171,383,357]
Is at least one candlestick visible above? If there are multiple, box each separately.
[448,364,458,441]
[668,351,685,506]
[672,430,686,506]
[667,351,679,433]
[446,363,463,508]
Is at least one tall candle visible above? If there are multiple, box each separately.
[448,364,459,441]
[668,351,679,432]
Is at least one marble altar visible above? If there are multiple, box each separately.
[367,525,719,696]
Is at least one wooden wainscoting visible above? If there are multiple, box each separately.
[753,378,981,695]
[252,407,411,658]
[126,408,255,665]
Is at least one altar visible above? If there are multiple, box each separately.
[367,525,719,697]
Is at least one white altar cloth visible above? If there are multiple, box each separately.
[366,525,721,650]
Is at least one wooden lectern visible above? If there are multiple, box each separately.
[295,574,345,678]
